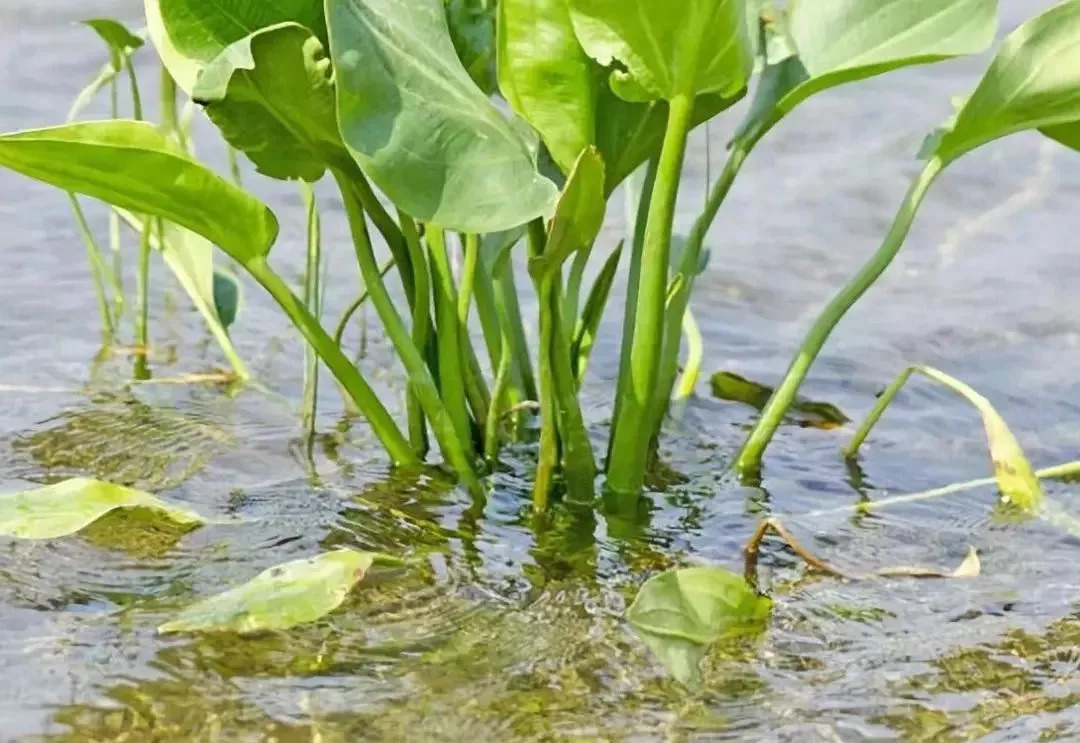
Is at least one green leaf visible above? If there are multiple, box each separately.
[1044,122,1080,153]
[446,0,497,94]
[930,0,1080,164]
[0,478,205,540]
[145,0,327,93]
[628,566,771,687]
[529,147,606,281]
[497,0,598,174]
[847,365,1044,514]
[192,23,343,182]
[213,268,243,331]
[735,0,997,149]
[327,0,557,233]
[0,121,279,265]
[82,18,145,71]
[568,0,752,100]
[158,549,387,634]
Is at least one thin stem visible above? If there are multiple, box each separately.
[133,220,153,380]
[399,211,431,456]
[332,258,396,347]
[735,158,944,476]
[607,157,659,467]
[674,308,703,401]
[244,256,417,466]
[227,148,243,186]
[485,326,513,464]
[496,262,538,403]
[844,367,917,458]
[529,219,558,511]
[68,194,114,337]
[335,166,478,485]
[160,64,178,136]
[428,228,475,449]
[607,93,696,495]
[458,233,479,329]
[126,58,143,121]
[301,184,323,442]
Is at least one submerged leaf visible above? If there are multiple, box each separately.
[734,0,997,149]
[930,0,1080,164]
[193,23,343,182]
[710,371,849,428]
[0,121,279,265]
[326,0,557,232]
[0,478,205,540]
[628,566,771,687]
[158,549,387,634]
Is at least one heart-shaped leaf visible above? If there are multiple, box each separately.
[0,478,205,540]
[0,121,279,265]
[326,0,557,233]
[193,23,344,182]
[159,549,391,634]
[569,0,753,101]
[628,566,771,687]
[928,0,1080,164]
[734,0,997,149]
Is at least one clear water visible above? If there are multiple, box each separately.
[3,1,1080,740]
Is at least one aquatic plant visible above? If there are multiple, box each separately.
[0,0,1078,512]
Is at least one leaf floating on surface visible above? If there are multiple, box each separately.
[627,566,770,688]
[875,546,981,579]
[159,549,393,635]
[0,478,205,540]
[710,371,849,428]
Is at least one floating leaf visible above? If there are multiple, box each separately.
[0,478,205,540]
[876,546,981,579]
[193,23,343,182]
[846,366,1043,513]
[735,0,997,149]
[0,121,279,265]
[928,0,1080,164]
[710,371,849,428]
[326,0,557,233]
[159,549,389,634]
[568,0,752,101]
[628,566,771,687]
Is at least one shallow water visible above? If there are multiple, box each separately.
[3,1,1080,740]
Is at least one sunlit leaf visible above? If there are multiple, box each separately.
[929,0,1080,164]
[627,566,771,687]
[498,0,598,174]
[0,478,205,540]
[529,148,606,281]
[193,23,342,182]
[158,549,391,634]
[568,0,752,101]
[847,365,1043,513]
[145,0,326,93]
[0,121,279,265]
[326,0,558,233]
[734,0,997,149]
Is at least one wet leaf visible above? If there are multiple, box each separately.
[193,23,343,182]
[929,0,1080,164]
[735,0,996,149]
[0,121,279,265]
[710,371,849,427]
[0,478,205,540]
[158,549,388,634]
[627,566,771,687]
[326,0,557,233]
[568,0,752,101]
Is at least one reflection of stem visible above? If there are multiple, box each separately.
[736,158,944,476]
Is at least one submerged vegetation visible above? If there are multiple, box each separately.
[3,0,1080,696]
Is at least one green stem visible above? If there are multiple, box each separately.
[399,211,431,457]
[68,194,114,337]
[134,220,153,380]
[735,158,944,476]
[332,257,396,347]
[160,64,179,138]
[243,256,417,466]
[529,219,558,511]
[607,157,659,467]
[607,93,696,495]
[485,326,513,464]
[844,367,917,459]
[674,308,703,401]
[334,169,478,485]
[301,184,323,441]
[458,233,479,328]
